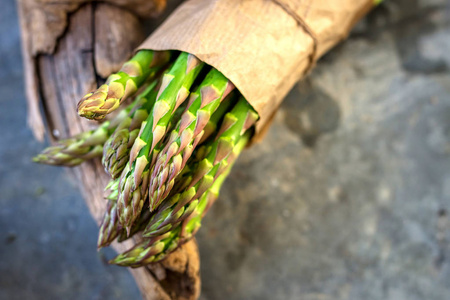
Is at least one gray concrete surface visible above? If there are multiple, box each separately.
[1,0,450,300]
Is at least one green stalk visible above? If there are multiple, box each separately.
[97,200,120,248]
[109,132,250,267]
[77,50,171,120]
[97,94,233,248]
[143,97,258,237]
[33,98,138,166]
[143,131,251,238]
[98,198,152,248]
[116,52,204,233]
[148,69,234,211]
[102,81,159,179]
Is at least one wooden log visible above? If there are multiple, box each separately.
[18,1,201,299]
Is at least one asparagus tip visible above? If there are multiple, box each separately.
[108,255,125,266]
[77,103,107,120]
[32,156,42,163]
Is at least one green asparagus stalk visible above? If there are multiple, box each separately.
[105,178,120,200]
[98,198,153,248]
[97,200,120,248]
[102,84,188,179]
[109,133,249,267]
[117,53,204,233]
[97,100,234,248]
[98,177,152,247]
[97,95,232,248]
[33,99,138,166]
[117,209,152,243]
[156,97,256,201]
[142,98,257,238]
[77,50,171,120]
[98,178,152,248]
[102,81,159,179]
[97,178,121,248]
[109,169,227,267]
[148,69,234,211]
[143,131,251,239]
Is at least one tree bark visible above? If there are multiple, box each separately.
[18,1,201,299]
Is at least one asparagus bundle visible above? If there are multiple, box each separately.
[98,96,234,248]
[116,52,204,233]
[148,68,235,211]
[110,132,250,267]
[110,174,226,267]
[144,98,257,238]
[34,50,259,267]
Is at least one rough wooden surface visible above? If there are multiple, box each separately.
[18,0,166,141]
[18,1,201,300]
[18,0,166,55]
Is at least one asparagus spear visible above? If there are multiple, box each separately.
[98,177,152,248]
[142,98,257,237]
[117,209,152,243]
[109,166,228,267]
[102,81,159,179]
[77,50,171,120]
[102,81,189,179]
[143,131,251,239]
[148,69,234,211]
[33,98,137,166]
[117,53,204,233]
[97,197,153,247]
[97,99,232,247]
[97,200,120,248]
[109,132,249,267]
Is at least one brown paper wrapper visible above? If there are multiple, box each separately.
[138,0,374,141]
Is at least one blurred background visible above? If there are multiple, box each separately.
[1,0,450,299]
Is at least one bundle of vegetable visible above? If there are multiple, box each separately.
[34,50,258,267]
